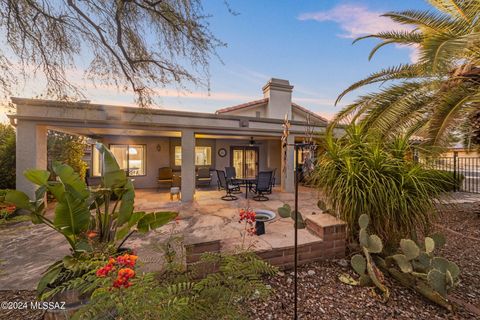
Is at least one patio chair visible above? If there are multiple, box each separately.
[196,167,212,187]
[252,171,273,201]
[225,166,242,192]
[267,168,277,194]
[216,170,238,201]
[157,167,173,190]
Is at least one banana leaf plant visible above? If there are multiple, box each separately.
[5,143,177,298]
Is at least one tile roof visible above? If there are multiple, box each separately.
[215,98,328,123]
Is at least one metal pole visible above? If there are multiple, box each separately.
[294,144,299,320]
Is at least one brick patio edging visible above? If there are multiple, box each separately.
[185,214,347,270]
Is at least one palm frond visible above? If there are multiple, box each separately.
[335,63,426,105]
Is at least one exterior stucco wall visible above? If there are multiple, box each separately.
[221,104,267,118]
[97,135,170,189]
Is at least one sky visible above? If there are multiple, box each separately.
[0,0,431,122]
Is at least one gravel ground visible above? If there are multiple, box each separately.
[248,201,480,320]
[1,201,479,320]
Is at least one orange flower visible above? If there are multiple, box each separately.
[86,231,97,239]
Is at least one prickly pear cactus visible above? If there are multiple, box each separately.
[277,204,305,229]
[347,214,389,298]
[391,233,460,297]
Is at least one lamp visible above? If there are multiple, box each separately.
[128,147,138,155]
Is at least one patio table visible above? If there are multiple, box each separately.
[237,177,257,199]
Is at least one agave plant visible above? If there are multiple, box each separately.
[331,0,480,146]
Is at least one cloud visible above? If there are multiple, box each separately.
[298,4,418,62]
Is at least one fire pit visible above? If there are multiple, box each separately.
[255,210,276,235]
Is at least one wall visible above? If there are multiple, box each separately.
[221,104,267,118]
[97,135,170,189]
[94,136,282,189]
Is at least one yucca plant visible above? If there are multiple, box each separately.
[311,124,452,250]
[331,0,480,146]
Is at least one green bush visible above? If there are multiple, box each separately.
[48,130,88,181]
[0,124,16,189]
[72,252,277,320]
[311,125,450,250]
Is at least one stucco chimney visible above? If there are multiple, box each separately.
[262,78,293,120]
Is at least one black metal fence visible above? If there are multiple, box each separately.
[420,153,480,194]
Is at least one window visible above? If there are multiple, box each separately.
[91,144,146,177]
[175,146,212,166]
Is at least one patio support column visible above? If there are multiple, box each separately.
[181,129,195,202]
[281,134,295,192]
[16,120,47,198]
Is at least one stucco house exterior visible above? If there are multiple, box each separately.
[9,78,332,202]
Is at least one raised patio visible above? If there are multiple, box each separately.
[0,186,346,290]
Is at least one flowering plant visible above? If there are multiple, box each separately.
[96,253,138,289]
[0,204,16,220]
[239,208,256,236]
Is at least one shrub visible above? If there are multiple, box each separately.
[72,252,277,320]
[0,124,15,189]
[47,130,88,181]
[311,125,450,250]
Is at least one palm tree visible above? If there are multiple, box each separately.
[332,0,480,147]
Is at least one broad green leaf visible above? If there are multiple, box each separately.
[35,185,47,202]
[96,143,127,188]
[137,211,178,233]
[5,190,31,210]
[37,261,63,297]
[73,240,92,253]
[116,211,147,241]
[117,181,135,226]
[53,185,90,236]
[53,162,89,199]
[24,169,50,186]
[46,181,65,201]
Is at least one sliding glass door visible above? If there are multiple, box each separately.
[231,146,259,179]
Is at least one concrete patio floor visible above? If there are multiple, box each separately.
[0,186,327,290]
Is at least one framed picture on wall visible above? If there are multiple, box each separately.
[218,148,227,158]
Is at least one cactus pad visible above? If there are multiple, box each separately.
[351,254,366,275]
[366,234,383,253]
[424,237,435,254]
[430,233,446,249]
[277,205,291,218]
[400,239,420,260]
[317,200,327,211]
[358,214,369,229]
[392,254,413,273]
[427,269,447,297]
[359,228,369,247]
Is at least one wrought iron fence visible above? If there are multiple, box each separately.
[420,153,480,194]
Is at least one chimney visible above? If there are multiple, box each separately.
[262,78,293,120]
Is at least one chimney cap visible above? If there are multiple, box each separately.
[262,78,293,93]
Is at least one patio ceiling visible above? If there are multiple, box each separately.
[49,126,182,138]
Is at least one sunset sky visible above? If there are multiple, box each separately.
[0,0,430,122]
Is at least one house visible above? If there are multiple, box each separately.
[9,78,330,202]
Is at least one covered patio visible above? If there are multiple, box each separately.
[11,98,329,202]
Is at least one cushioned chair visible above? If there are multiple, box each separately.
[196,167,212,187]
[216,170,238,201]
[252,171,273,201]
[157,167,173,190]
